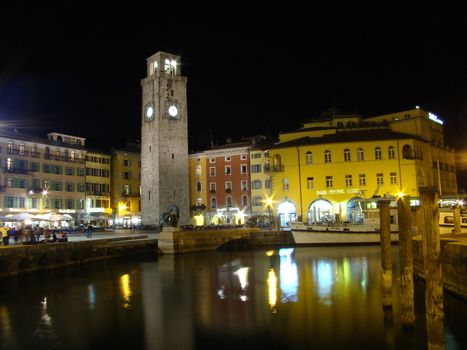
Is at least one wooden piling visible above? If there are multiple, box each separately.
[419,188,444,349]
[397,195,415,328]
[453,205,461,234]
[379,199,392,309]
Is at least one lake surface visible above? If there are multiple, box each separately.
[1,246,466,350]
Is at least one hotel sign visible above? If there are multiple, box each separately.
[316,188,362,196]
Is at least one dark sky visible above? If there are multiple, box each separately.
[1,2,467,159]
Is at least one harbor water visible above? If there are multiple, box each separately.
[1,245,466,349]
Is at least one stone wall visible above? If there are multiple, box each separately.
[412,236,467,299]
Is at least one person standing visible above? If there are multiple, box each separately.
[1,225,9,246]
[86,224,93,239]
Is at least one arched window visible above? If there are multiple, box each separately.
[45,147,50,159]
[402,144,413,159]
[242,195,248,206]
[305,151,313,164]
[196,181,202,192]
[375,147,382,160]
[388,146,395,159]
[357,148,364,161]
[7,142,13,154]
[324,150,332,163]
[64,149,69,160]
[226,195,232,207]
[210,197,217,209]
[19,143,25,155]
[344,149,351,162]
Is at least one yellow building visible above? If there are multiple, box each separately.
[111,144,141,227]
[189,153,208,225]
[0,131,86,223]
[268,108,457,226]
[85,150,112,223]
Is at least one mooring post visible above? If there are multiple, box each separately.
[411,206,422,237]
[419,187,444,350]
[452,205,461,234]
[379,199,392,309]
[397,194,415,329]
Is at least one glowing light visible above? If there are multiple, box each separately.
[266,250,274,257]
[428,112,444,125]
[119,274,133,309]
[118,203,127,213]
[267,269,278,311]
[234,267,249,290]
[397,191,405,198]
[415,105,420,109]
[42,189,48,196]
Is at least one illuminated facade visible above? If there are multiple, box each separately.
[268,108,457,226]
[111,144,141,227]
[188,153,208,225]
[140,51,190,226]
[0,131,86,220]
[85,150,112,217]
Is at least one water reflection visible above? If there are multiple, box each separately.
[119,273,133,309]
[267,269,278,312]
[0,246,466,350]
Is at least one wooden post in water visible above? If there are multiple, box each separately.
[411,206,422,237]
[420,187,444,350]
[452,205,461,234]
[397,194,415,328]
[379,199,392,309]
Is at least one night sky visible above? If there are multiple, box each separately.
[1,3,467,181]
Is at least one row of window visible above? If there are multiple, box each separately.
[302,146,397,165]
[5,178,86,192]
[86,168,110,177]
[4,142,84,161]
[196,179,272,192]
[208,154,248,163]
[4,197,85,210]
[208,164,248,176]
[209,195,249,209]
[281,172,398,191]
[86,156,111,164]
[3,158,85,176]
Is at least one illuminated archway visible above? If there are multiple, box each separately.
[346,197,364,224]
[309,199,334,224]
[277,200,296,227]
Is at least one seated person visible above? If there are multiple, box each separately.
[58,231,68,242]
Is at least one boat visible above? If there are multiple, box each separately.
[289,221,399,246]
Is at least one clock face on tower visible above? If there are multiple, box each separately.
[144,103,155,122]
[167,103,179,119]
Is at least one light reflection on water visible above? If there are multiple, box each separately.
[0,245,466,350]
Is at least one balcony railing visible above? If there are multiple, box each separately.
[44,154,85,163]
[3,167,29,175]
[86,191,111,196]
[7,149,29,156]
[265,164,284,173]
[121,191,140,197]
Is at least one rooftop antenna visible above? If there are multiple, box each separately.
[209,128,214,149]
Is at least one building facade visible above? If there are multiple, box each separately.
[140,51,190,226]
[85,150,112,218]
[111,145,141,227]
[267,108,457,227]
[0,131,86,220]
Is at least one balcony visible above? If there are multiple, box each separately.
[3,167,29,175]
[121,191,140,197]
[210,189,216,193]
[86,191,111,196]
[265,164,284,173]
[7,148,29,156]
[225,188,232,193]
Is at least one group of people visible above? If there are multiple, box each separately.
[0,224,69,246]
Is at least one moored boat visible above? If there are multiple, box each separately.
[289,221,399,246]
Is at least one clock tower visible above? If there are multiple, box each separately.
[141,51,189,226]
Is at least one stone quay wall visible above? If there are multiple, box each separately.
[412,236,467,299]
[0,235,157,279]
